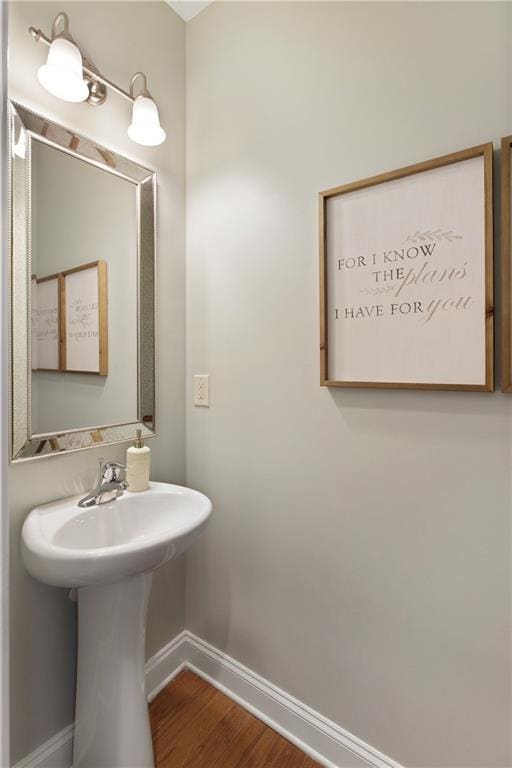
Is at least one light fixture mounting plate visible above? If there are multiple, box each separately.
[86,78,107,106]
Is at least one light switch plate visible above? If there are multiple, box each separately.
[193,374,210,407]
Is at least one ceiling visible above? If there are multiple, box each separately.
[166,1,213,22]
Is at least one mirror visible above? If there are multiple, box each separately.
[9,102,156,461]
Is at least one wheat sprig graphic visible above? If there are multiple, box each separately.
[404,228,462,244]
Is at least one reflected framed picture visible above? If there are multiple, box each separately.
[319,144,494,391]
[61,260,108,375]
[32,273,61,371]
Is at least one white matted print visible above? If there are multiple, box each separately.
[500,135,512,392]
[32,275,60,371]
[320,145,493,391]
[63,261,108,375]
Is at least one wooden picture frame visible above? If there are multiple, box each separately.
[501,136,512,392]
[61,260,108,375]
[32,272,62,372]
[319,144,494,391]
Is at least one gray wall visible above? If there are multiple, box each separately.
[8,2,186,762]
[185,3,512,766]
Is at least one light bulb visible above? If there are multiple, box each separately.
[37,37,89,103]
[127,95,166,147]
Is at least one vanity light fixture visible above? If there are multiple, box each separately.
[128,73,166,147]
[29,12,167,146]
[36,13,89,103]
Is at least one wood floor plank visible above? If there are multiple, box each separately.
[182,699,264,768]
[150,671,212,732]
[232,727,282,768]
[265,739,316,768]
[149,670,321,768]
[151,673,219,765]
[160,692,249,766]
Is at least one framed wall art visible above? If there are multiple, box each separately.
[62,260,108,375]
[501,135,512,392]
[319,144,493,391]
[32,273,61,371]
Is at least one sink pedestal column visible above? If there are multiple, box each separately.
[73,573,154,768]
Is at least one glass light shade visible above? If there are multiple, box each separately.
[127,95,166,147]
[37,37,89,103]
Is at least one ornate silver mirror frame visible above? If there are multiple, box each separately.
[9,101,156,462]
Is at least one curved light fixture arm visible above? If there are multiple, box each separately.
[50,11,71,41]
[129,72,151,100]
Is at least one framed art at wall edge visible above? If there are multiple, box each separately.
[501,135,512,392]
[319,144,494,391]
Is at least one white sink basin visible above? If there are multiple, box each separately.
[22,481,212,587]
[21,481,212,768]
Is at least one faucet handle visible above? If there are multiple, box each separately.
[103,461,126,483]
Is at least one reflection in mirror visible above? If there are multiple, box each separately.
[31,140,137,434]
[10,102,156,461]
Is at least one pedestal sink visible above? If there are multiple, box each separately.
[21,481,212,768]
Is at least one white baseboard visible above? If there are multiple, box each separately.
[145,629,189,701]
[13,725,74,768]
[184,632,402,768]
[14,631,403,768]
[146,631,402,768]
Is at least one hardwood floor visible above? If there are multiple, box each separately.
[149,670,321,768]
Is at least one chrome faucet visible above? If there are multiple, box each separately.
[78,458,128,508]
